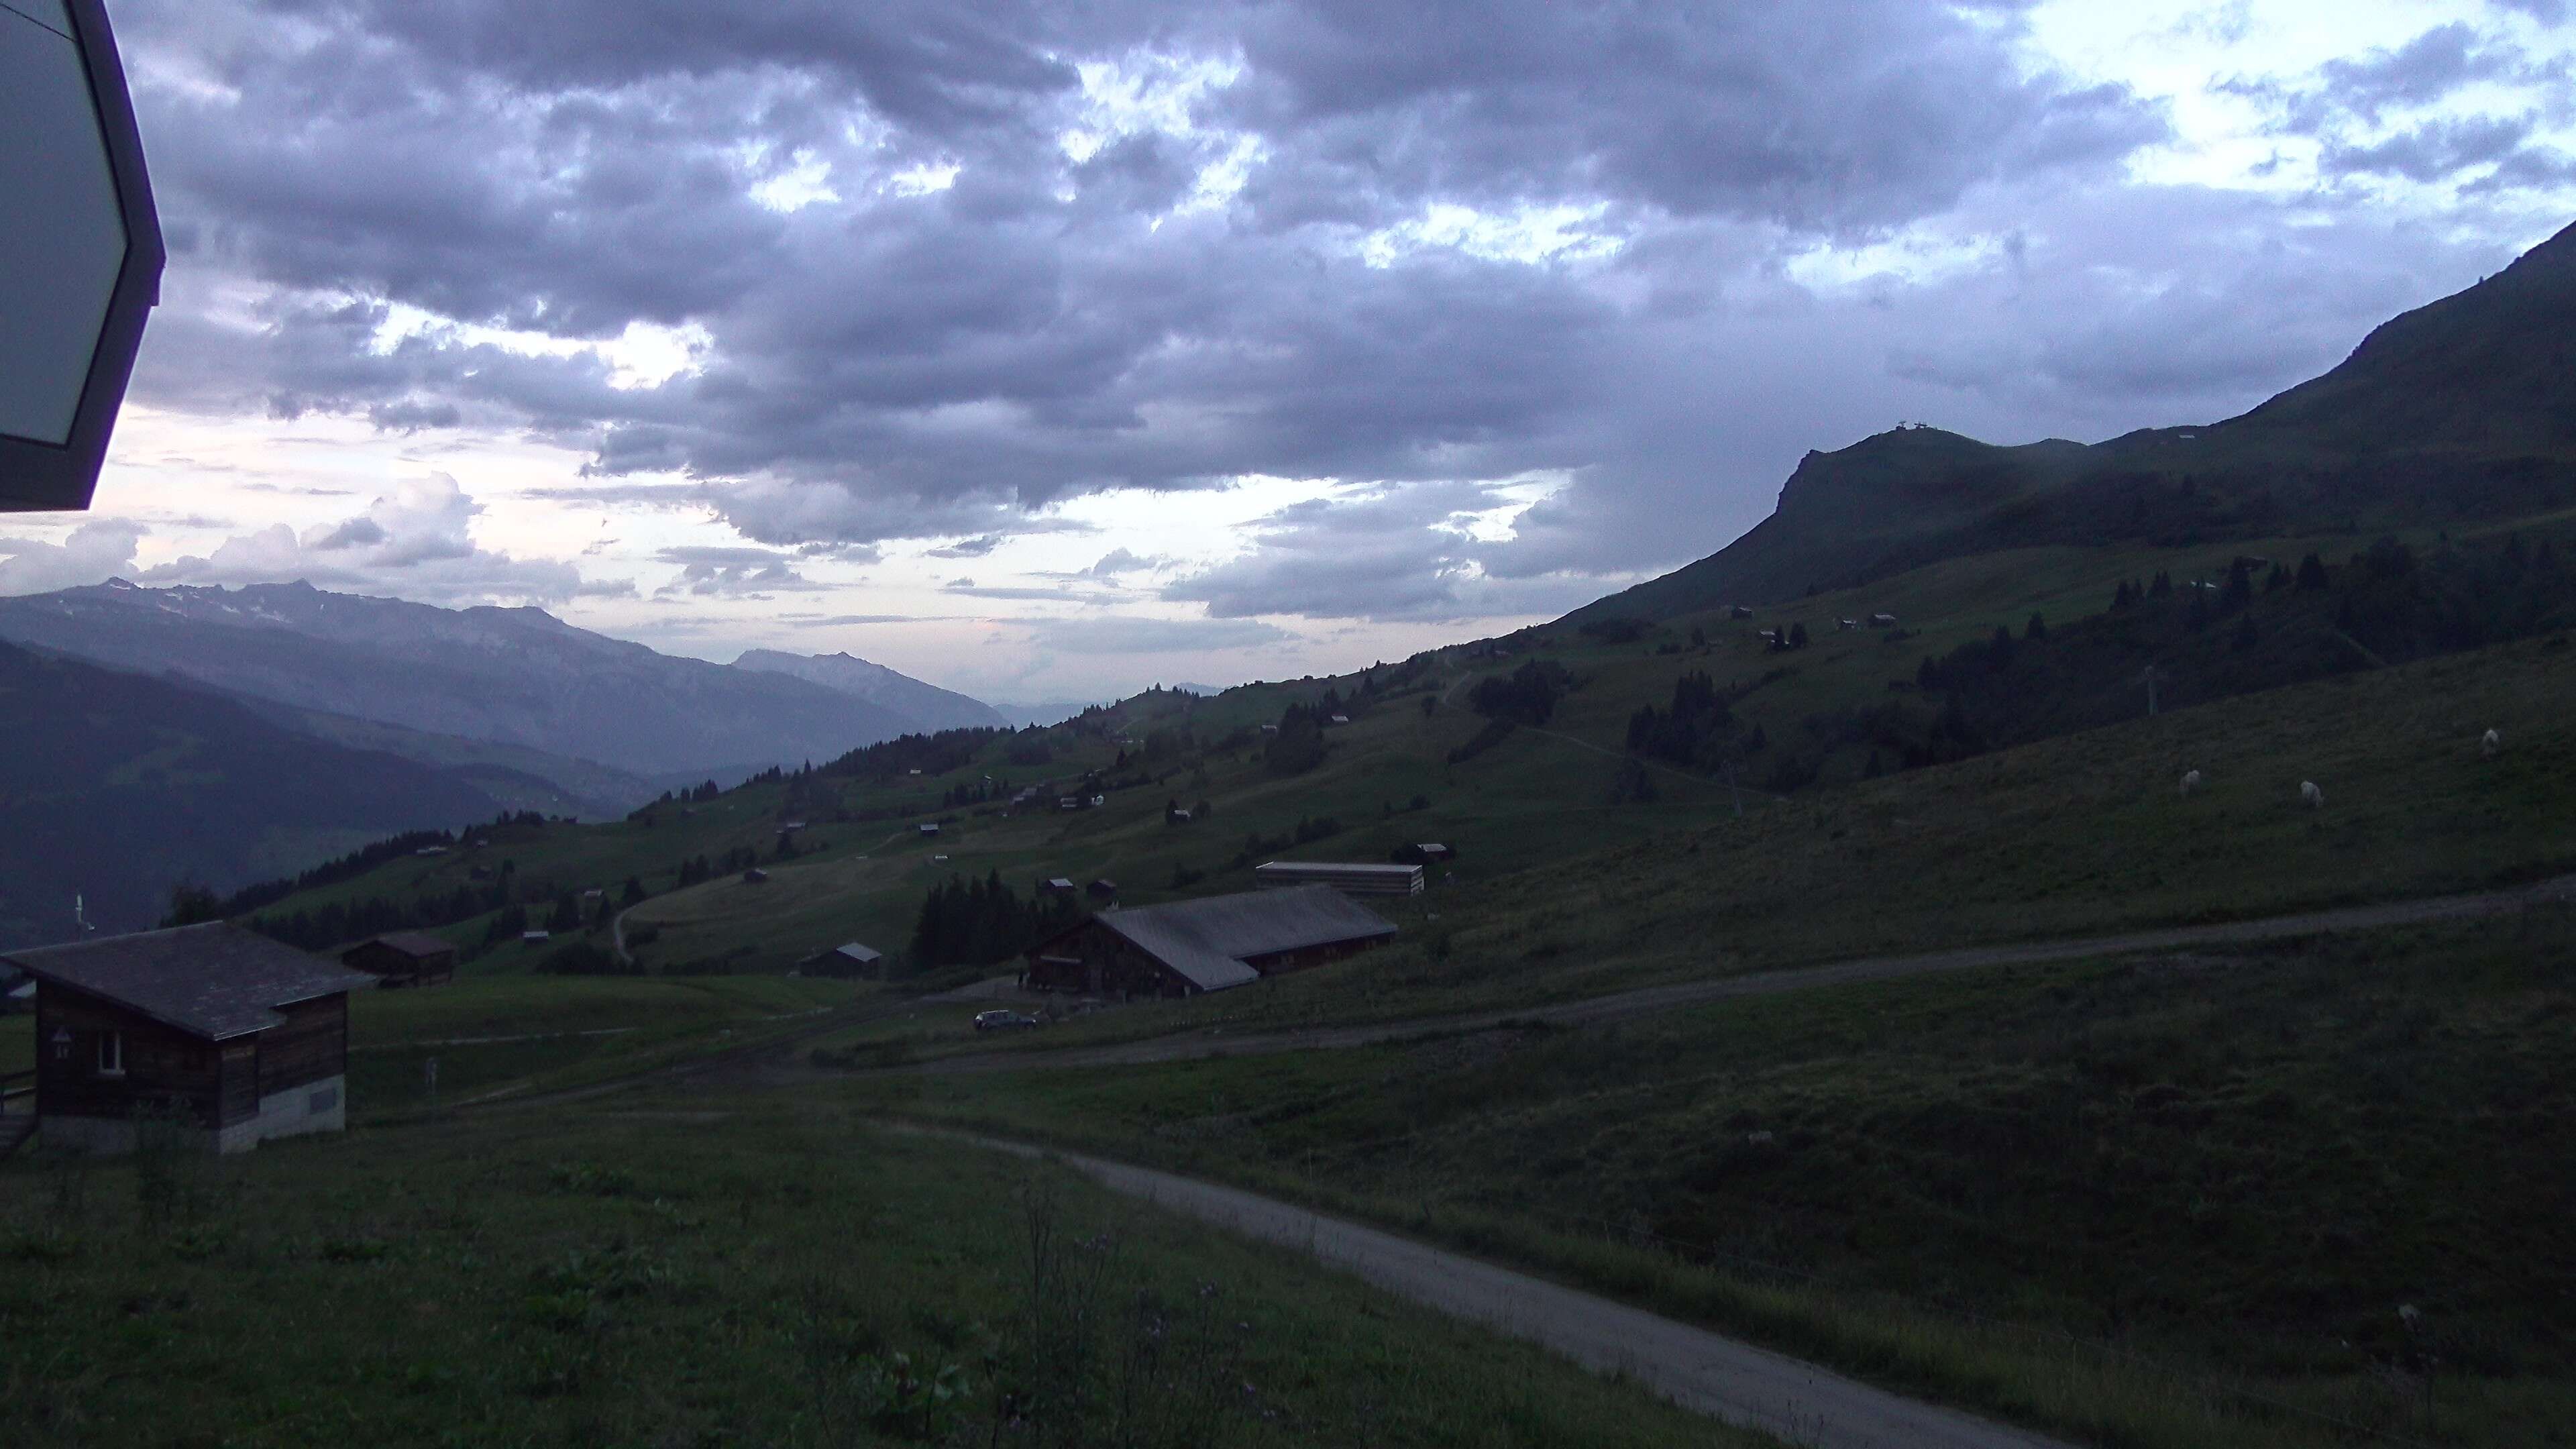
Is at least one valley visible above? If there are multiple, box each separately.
[9,221,2576,1448]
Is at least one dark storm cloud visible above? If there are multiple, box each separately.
[2322,114,2540,180]
[111,1,2567,626]
[1206,1,2162,231]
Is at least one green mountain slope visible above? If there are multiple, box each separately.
[0,641,504,945]
[1577,218,2576,622]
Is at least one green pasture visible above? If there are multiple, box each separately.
[345,974,857,1118]
[865,906,2576,1449]
[0,1093,1758,1448]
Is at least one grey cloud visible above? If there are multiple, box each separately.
[305,517,387,550]
[926,535,1003,558]
[117,0,2167,584]
[1083,547,1166,576]
[1163,481,1603,623]
[2491,0,2567,24]
[0,521,148,598]
[652,545,828,596]
[2322,115,2537,181]
[136,474,590,604]
[105,0,2569,613]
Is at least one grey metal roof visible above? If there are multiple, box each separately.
[826,942,882,963]
[1095,885,1396,993]
[3,922,376,1041]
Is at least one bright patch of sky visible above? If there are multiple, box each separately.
[1360,203,1624,268]
[887,160,960,196]
[749,148,840,211]
[2026,0,2576,197]
[365,303,707,390]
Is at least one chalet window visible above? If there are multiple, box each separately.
[96,1031,124,1076]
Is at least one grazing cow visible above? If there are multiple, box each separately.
[2180,769,2202,796]
[2481,729,2502,759]
[2300,780,2324,809]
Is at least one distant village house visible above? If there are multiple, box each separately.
[339,931,456,989]
[796,942,883,978]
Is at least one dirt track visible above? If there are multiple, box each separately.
[908,872,2576,1077]
[945,1130,2075,1449]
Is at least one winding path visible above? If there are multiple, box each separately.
[943,1130,2073,1449]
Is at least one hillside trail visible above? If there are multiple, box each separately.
[892,869,2576,1078]
[907,1128,2074,1449]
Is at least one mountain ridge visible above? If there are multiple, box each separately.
[0,580,955,777]
[731,648,1006,733]
[1571,217,2576,623]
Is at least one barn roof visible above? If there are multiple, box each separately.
[810,941,881,963]
[3,923,375,1042]
[1089,885,1397,992]
[361,931,455,960]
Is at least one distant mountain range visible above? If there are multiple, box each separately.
[732,649,1006,733]
[0,581,1001,778]
[1572,218,2576,623]
[0,582,1010,943]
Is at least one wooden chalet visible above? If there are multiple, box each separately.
[339,931,457,988]
[3,923,374,1155]
[797,942,883,979]
[1024,885,1397,999]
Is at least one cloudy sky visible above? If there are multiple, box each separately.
[6,0,2573,702]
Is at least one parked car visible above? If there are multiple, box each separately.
[973,1009,1040,1033]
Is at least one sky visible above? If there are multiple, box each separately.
[3,0,2573,704]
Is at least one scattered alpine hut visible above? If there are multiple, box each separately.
[1086,878,1120,904]
[1024,885,1397,998]
[339,931,458,989]
[1251,861,1425,896]
[3,923,375,1155]
[797,942,883,979]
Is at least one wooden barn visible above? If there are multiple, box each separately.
[2,923,375,1155]
[1024,885,1397,999]
[798,942,883,978]
[340,931,457,988]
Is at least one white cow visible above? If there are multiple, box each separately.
[2300,780,2324,809]
[2481,729,2502,759]
[2180,769,2202,796]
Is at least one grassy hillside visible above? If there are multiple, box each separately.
[869,906,2576,1448]
[0,642,503,947]
[810,625,2576,1070]
[0,1097,1755,1448]
[227,502,2576,1010]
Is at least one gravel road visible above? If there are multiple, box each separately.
[911,872,2576,1077]
[947,1130,2076,1449]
